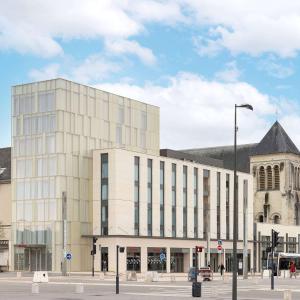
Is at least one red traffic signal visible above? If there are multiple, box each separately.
[196,246,203,253]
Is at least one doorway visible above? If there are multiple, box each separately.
[24,248,43,271]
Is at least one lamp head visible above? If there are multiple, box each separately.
[238,104,253,111]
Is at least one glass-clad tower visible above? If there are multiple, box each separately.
[11,78,159,271]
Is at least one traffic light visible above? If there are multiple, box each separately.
[92,237,98,255]
[196,246,203,253]
[271,229,280,249]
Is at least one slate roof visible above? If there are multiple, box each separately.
[182,144,257,173]
[252,121,299,156]
[0,147,11,183]
[160,149,224,169]
[181,121,299,174]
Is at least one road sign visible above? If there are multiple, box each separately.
[66,252,72,260]
[217,245,222,251]
[217,240,222,245]
[160,252,166,262]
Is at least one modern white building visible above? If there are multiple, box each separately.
[11,78,159,272]
[10,78,254,274]
[92,148,253,274]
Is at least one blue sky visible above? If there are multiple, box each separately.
[1,0,300,149]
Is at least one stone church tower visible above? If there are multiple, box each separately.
[250,121,300,226]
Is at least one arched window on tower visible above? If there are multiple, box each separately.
[273,214,280,224]
[267,166,273,190]
[259,166,265,191]
[274,165,280,190]
[295,167,298,190]
[258,214,264,223]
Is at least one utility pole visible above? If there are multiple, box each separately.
[116,245,120,294]
[232,104,253,300]
[271,229,279,290]
[92,237,97,277]
[243,180,248,279]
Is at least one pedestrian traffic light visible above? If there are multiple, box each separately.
[271,229,279,249]
[196,246,203,253]
[92,237,97,255]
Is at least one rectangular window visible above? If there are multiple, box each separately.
[226,174,230,240]
[147,159,153,236]
[160,161,165,237]
[141,111,147,130]
[203,169,210,240]
[172,163,176,237]
[183,166,188,238]
[134,157,140,236]
[38,92,55,112]
[288,237,297,253]
[194,168,198,238]
[101,154,109,236]
[243,179,248,246]
[217,172,221,239]
[118,105,124,124]
[116,126,122,145]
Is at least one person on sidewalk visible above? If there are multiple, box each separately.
[219,264,225,277]
[289,261,296,278]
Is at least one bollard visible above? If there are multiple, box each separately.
[31,283,39,294]
[75,284,84,294]
[283,290,292,300]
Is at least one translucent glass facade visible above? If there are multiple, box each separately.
[12,79,160,272]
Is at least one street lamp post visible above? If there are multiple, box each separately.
[232,104,253,300]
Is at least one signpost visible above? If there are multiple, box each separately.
[66,253,72,260]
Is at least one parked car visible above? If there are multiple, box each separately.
[199,267,213,281]
[188,266,213,281]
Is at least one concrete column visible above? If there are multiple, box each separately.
[189,248,193,267]
[95,245,100,272]
[184,252,190,272]
[109,245,116,273]
[141,246,147,274]
[166,247,171,273]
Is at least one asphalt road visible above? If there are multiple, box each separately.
[0,275,299,299]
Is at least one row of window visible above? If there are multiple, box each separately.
[258,165,280,191]
[16,114,56,136]
[261,235,297,253]
[16,199,56,222]
[15,178,55,200]
[16,157,57,178]
[99,154,248,238]
[13,92,55,116]
[14,135,55,157]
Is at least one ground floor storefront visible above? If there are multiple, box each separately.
[94,237,253,274]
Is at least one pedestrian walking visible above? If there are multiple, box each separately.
[219,263,225,276]
[289,261,296,278]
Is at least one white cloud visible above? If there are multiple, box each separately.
[29,55,120,83]
[29,64,61,81]
[215,61,241,82]
[189,0,300,57]
[105,39,156,65]
[0,0,185,58]
[71,55,120,83]
[96,72,281,149]
[259,57,294,79]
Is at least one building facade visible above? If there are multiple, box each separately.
[11,78,159,272]
[9,78,255,274]
[0,147,11,270]
[184,121,300,272]
[91,148,253,274]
